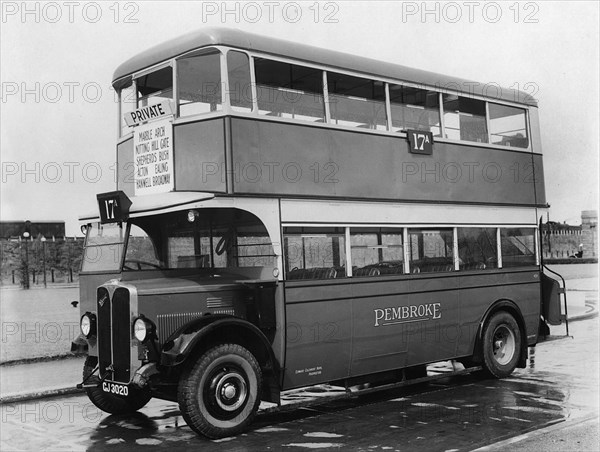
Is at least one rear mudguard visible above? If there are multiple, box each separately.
[474,300,529,368]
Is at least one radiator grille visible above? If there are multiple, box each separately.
[156,312,203,344]
[96,287,131,383]
[97,287,112,381]
[112,288,131,383]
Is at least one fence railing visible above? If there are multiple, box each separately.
[0,238,84,288]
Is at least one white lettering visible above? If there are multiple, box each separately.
[373,302,443,326]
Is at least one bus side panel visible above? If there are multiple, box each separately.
[457,270,542,356]
[283,284,352,388]
[349,277,460,376]
[532,153,546,206]
[230,118,539,206]
[173,118,227,193]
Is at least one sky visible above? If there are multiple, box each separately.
[1,1,598,236]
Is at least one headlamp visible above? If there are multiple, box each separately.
[133,316,154,342]
[80,313,96,338]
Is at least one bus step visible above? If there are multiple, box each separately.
[259,365,483,415]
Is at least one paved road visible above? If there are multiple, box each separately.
[1,317,597,451]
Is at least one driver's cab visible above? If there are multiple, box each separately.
[77,191,282,320]
[82,207,277,277]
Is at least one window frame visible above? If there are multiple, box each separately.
[282,224,539,280]
[175,47,225,118]
[118,45,534,153]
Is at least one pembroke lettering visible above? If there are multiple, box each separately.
[374,302,441,327]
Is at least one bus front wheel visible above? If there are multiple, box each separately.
[178,344,262,439]
[481,312,521,378]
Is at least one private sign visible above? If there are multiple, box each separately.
[125,100,174,127]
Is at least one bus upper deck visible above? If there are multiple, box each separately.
[112,27,545,208]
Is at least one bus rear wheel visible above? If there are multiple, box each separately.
[83,357,152,414]
[178,344,262,439]
[481,312,521,378]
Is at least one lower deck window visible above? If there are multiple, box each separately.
[284,227,346,280]
[458,228,498,270]
[408,228,454,273]
[280,225,537,280]
[350,228,404,277]
[501,228,536,267]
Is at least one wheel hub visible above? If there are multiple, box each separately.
[492,326,515,365]
[211,370,248,412]
[221,382,237,400]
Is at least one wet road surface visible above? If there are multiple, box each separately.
[1,318,597,451]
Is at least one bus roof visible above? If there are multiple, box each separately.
[112,27,537,107]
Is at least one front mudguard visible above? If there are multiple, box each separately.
[160,315,275,368]
[71,333,89,354]
[160,315,281,404]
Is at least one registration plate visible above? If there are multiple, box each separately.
[102,381,129,397]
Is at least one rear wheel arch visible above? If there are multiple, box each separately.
[473,300,528,368]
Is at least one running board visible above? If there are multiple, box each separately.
[260,365,483,414]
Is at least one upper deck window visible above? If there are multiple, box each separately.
[389,85,441,136]
[178,50,222,116]
[489,103,529,148]
[227,51,252,112]
[136,66,173,108]
[443,94,488,143]
[327,72,387,130]
[254,58,325,122]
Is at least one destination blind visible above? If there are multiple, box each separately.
[133,119,174,195]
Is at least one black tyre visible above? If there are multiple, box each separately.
[481,312,522,378]
[83,357,152,414]
[178,344,262,439]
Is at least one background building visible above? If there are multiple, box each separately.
[581,210,598,258]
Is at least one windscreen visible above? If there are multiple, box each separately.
[123,208,275,271]
[81,222,126,272]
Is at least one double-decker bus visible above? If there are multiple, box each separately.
[72,28,565,439]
